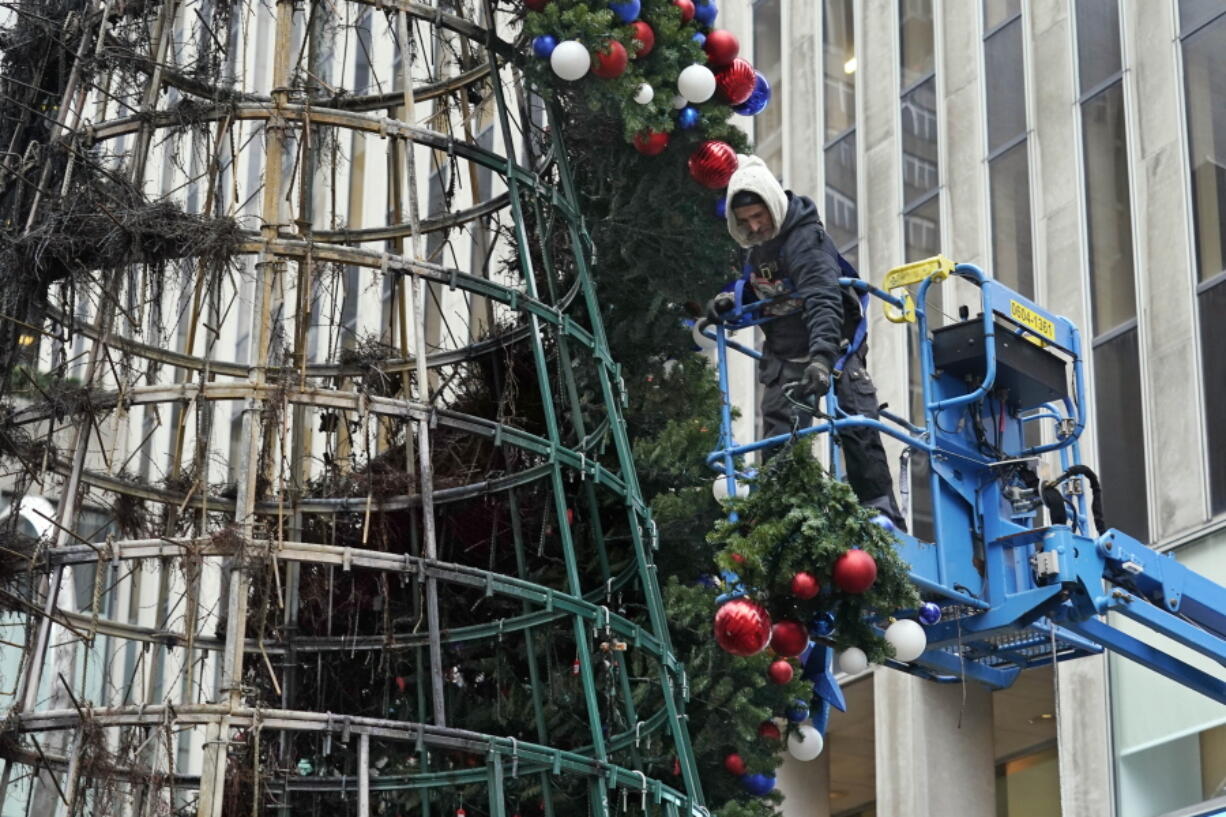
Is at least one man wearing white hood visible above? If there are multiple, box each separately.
[708,155,906,530]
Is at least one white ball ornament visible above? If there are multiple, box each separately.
[690,320,716,351]
[634,83,654,104]
[837,646,869,675]
[885,619,928,663]
[787,723,825,761]
[677,64,716,103]
[550,40,591,81]
[712,476,749,502]
[672,94,689,110]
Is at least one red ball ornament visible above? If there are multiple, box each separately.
[769,619,809,657]
[790,571,820,600]
[724,753,747,775]
[673,0,695,23]
[716,58,757,105]
[630,21,655,58]
[703,29,739,67]
[712,598,772,657]
[757,720,781,741]
[524,0,550,10]
[767,658,794,684]
[729,552,745,565]
[591,40,628,78]
[633,130,669,156]
[688,140,738,189]
[833,548,878,594]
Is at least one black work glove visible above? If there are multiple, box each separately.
[801,359,832,397]
[705,291,737,323]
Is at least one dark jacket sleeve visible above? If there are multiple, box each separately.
[783,226,843,366]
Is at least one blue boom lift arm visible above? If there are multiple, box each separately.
[702,256,1226,709]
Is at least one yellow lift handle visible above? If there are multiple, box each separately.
[882,254,956,323]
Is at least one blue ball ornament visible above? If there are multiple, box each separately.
[732,71,772,116]
[608,0,641,23]
[677,105,701,129]
[919,601,942,625]
[809,611,836,637]
[741,773,775,797]
[786,700,810,722]
[692,32,706,47]
[694,0,718,26]
[714,197,727,219]
[532,35,558,59]
[870,513,896,532]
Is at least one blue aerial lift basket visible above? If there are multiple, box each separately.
[701,255,1226,705]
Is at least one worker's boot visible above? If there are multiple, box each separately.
[862,494,908,534]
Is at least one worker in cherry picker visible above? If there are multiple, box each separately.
[705,155,907,531]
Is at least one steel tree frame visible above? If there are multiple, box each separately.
[0,1,704,814]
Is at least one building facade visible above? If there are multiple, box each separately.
[713,1,1226,815]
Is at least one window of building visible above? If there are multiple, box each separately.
[983,6,1034,298]
[1075,0,1148,540]
[901,1,939,542]
[824,0,856,142]
[824,0,858,263]
[1181,6,1226,514]
[753,0,783,175]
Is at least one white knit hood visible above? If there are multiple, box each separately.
[725,155,789,248]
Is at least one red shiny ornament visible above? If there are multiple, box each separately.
[688,140,738,189]
[457,810,466,817]
[566,507,574,524]
[672,757,682,776]
[769,619,809,657]
[757,720,781,741]
[716,58,757,105]
[790,571,820,599]
[571,657,580,675]
[724,753,747,775]
[703,29,739,67]
[633,130,669,156]
[729,552,745,565]
[524,0,550,10]
[833,548,878,594]
[394,676,407,693]
[673,0,695,23]
[712,598,772,657]
[591,40,628,78]
[630,21,655,58]
[767,658,794,684]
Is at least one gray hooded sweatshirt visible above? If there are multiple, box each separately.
[725,156,848,368]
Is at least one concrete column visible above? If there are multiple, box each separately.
[874,671,996,817]
[777,749,831,817]
[1057,654,1115,817]
[1124,1,1207,537]
[859,0,909,454]
[784,2,822,196]
[1026,0,1086,316]
[936,0,987,269]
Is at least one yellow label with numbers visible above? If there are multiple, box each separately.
[1009,300,1056,341]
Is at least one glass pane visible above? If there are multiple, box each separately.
[902,78,939,208]
[1181,0,1224,33]
[824,0,857,140]
[754,0,783,175]
[1083,82,1136,334]
[989,142,1034,298]
[1075,0,1122,94]
[900,0,935,89]
[984,0,1021,30]
[1200,280,1226,516]
[824,132,858,251]
[904,195,941,263]
[1184,15,1226,282]
[1093,329,1149,541]
[985,17,1026,153]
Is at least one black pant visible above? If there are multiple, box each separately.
[760,348,906,530]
